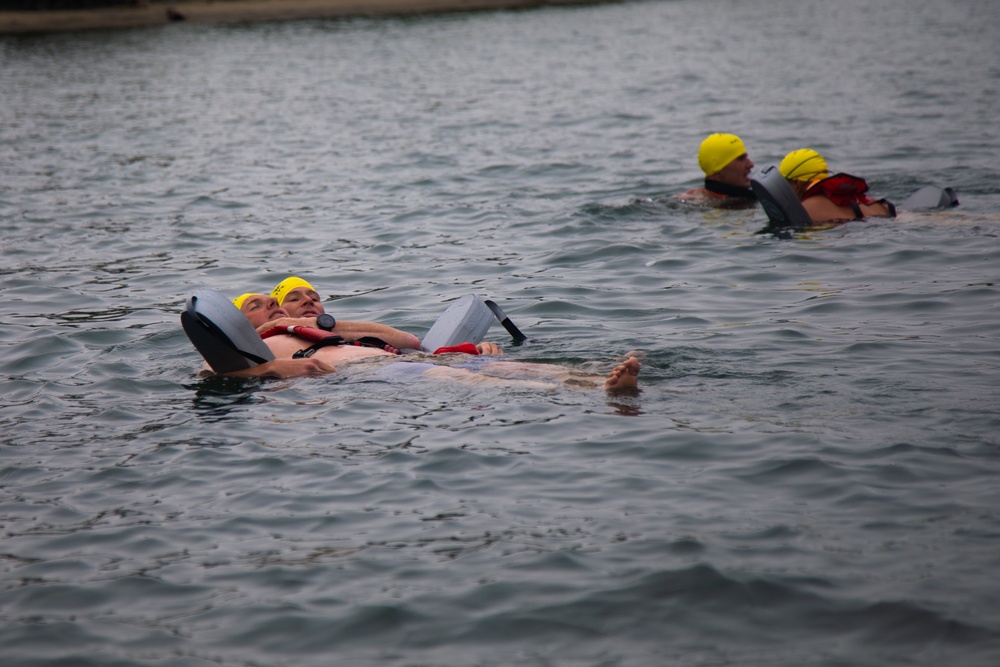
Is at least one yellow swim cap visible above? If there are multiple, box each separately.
[698,133,747,176]
[270,276,315,305]
[779,149,829,182]
[232,293,260,310]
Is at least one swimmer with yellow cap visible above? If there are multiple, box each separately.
[779,148,829,185]
[232,293,257,310]
[267,276,424,350]
[270,276,325,319]
[675,133,757,208]
[778,148,895,224]
[233,293,292,329]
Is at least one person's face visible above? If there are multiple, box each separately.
[281,286,325,318]
[240,295,289,329]
[712,153,755,189]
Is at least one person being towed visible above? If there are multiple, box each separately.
[211,286,640,393]
[779,148,895,226]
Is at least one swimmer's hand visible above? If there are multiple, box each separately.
[221,358,336,379]
[476,342,503,355]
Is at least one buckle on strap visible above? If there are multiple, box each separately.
[292,335,345,358]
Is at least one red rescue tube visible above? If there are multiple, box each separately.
[432,342,480,355]
[260,325,338,342]
[262,324,464,355]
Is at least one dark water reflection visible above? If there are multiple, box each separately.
[3,0,1000,665]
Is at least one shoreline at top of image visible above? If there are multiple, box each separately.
[0,0,615,34]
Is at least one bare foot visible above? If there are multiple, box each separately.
[605,357,640,392]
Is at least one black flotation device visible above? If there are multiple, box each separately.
[419,294,527,352]
[181,290,275,374]
[750,165,813,232]
[898,185,959,210]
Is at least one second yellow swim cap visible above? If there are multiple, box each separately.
[232,293,261,310]
[698,133,747,176]
[779,149,829,182]
[270,276,315,305]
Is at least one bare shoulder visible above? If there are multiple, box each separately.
[675,187,710,204]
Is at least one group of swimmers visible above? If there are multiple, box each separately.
[676,134,895,225]
[195,136,897,388]
[210,276,642,392]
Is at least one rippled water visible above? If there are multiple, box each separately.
[3,0,1000,665]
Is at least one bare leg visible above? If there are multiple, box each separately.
[448,356,641,392]
[421,364,556,389]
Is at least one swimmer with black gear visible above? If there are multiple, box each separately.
[675,133,758,209]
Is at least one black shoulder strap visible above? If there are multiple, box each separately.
[292,335,403,358]
[704,179,757,200]
[292,335,345,359]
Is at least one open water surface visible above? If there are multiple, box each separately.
[2,0,1000,664]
